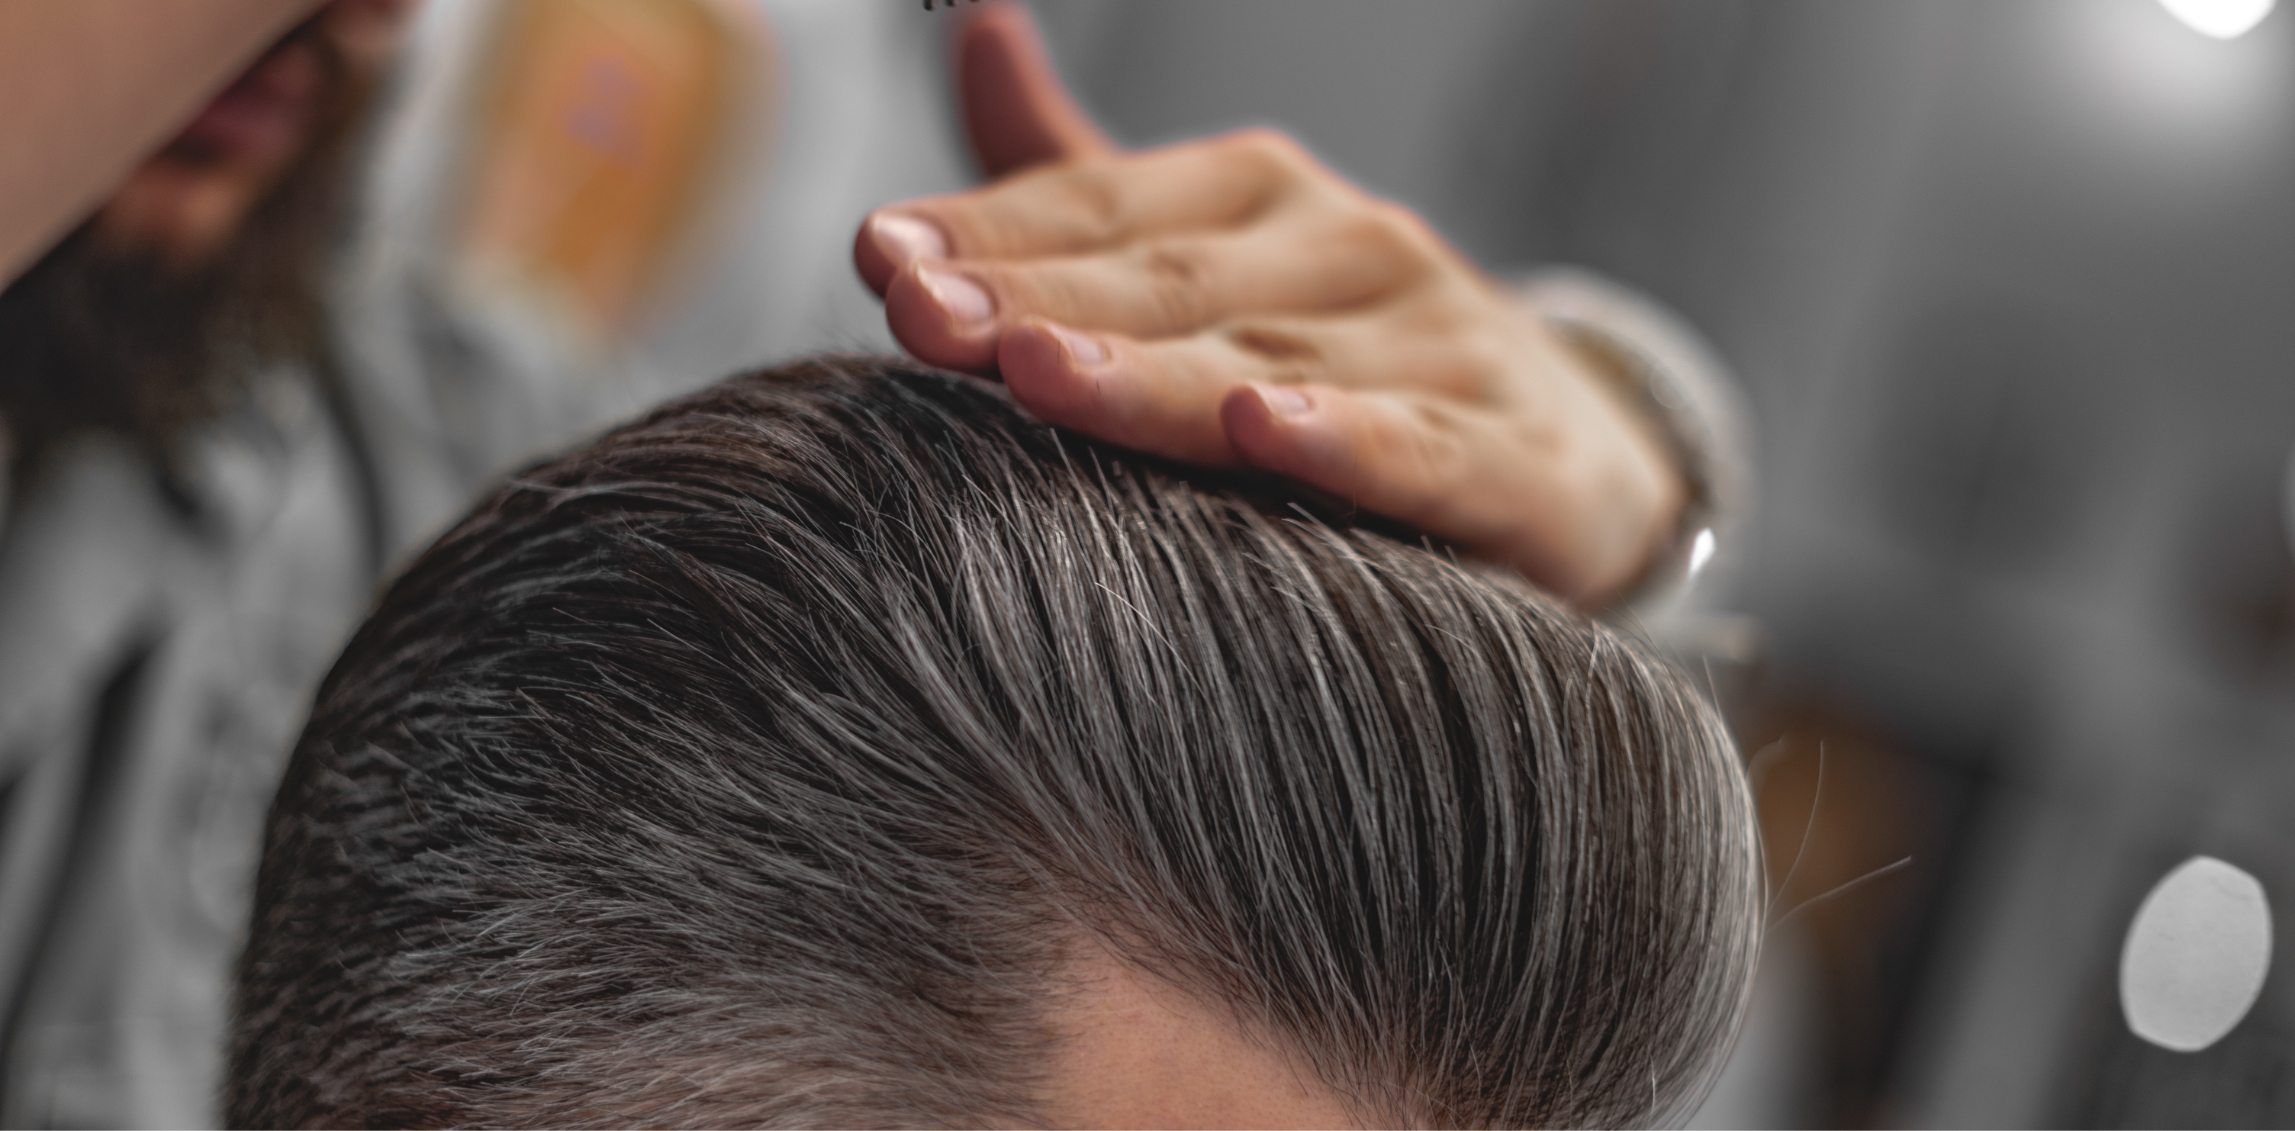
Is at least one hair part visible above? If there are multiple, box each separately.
[230,356,1761,1128]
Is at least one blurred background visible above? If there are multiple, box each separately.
[4,0,2291,1126]
[1021,0,2295,1125]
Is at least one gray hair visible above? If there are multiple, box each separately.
[230,356,1762,1128]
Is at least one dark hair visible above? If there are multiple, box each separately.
[229,356,1761,1128]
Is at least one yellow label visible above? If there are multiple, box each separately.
[456,0,762,336]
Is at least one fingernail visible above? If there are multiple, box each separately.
[1045,322,1108,368]
[868,212,948,266]
[917,265,994,330]
[1257,384,1313,418]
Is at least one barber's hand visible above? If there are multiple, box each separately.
[855,5,1684,607]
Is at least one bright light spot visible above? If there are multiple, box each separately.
[2058,0,2286,199]
[2121,856,2273,1052]
[2159,0,2276,38]
[1687,528,1716,577]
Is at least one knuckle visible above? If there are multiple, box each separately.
[1224,127,1316,182]
[1331,206,1430,281]
[963,210,1028,258]
[1227,322,1324,365]
[1225,323,1330,387]
[1195,130,1326,224]
[1140,239,1212,287]
[1021,267,1094,321]
[1368,200,1442,260]
[1135,239,1217,329]
[1048,169,1129,245]
[1400,401,1475,491]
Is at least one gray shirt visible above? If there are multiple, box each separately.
[0,376,375,1127]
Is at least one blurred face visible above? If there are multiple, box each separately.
[95,0,418,270]
[0,0,417,460]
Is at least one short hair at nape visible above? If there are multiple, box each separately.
[229,356,1762,1129]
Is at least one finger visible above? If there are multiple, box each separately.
[883,258,1002,371]
[996,317,1244,467]
[992,298,1508,446]
[882,216,1432,365]
[1221,384,1662,605]
[957,2,1115,178]
[990,304,1476,460]
[997,314,1546,568]
[857,130,1312,294]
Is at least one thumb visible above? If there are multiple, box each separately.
[957,2,1117,178]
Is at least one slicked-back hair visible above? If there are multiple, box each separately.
[229,356,1762,1129]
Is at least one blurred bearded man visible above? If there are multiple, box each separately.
[0,4,411,1125]
[0,3,403,478]
[0,2,1747,1126]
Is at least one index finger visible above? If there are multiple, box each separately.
[856,130,1319,294]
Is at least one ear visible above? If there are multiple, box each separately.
[957,2,1117,178]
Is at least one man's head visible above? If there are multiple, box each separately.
[230,356,1762,1128]
[0,0,411,470]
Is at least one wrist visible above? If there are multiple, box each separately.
[1550,326,1696,605]
[1594,375,1694,607]
[1531,336,1688,608]
[1515,268,1749,611]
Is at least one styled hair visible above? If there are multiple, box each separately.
[229,356,1762,1129]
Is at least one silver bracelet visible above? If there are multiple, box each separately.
[1515,268,1751,608]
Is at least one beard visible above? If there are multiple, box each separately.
[0,21,375,482]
